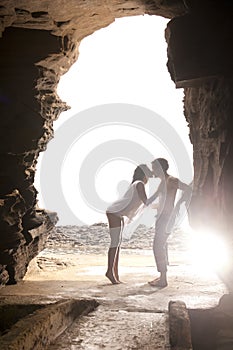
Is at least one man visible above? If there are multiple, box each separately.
[149,158,191,287]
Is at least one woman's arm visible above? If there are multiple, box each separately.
[136,182,159,206]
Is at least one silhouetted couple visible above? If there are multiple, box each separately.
[105,158,191,287]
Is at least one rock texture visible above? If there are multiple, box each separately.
[169,300,192,350]
[0,26,62,284]
[184,79,233,234]
[0,299,98,350]
[0,1,186,38]
[188,294,233,350]
[166,4,233,87]
[166,1,233,289]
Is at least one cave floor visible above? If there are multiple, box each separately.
[0,249,227,349]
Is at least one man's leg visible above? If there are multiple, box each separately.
[165,242,169,266]
[149,230,168,287]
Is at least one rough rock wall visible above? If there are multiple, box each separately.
[184,79,233,235]
[0,0,186,285]
[166,3,233,287]
[0,27,68,284]
[0,1,185,38]
[0,26,81,284]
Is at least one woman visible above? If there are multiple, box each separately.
[105,164,158,284]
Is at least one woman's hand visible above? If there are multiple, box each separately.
[136,182,159,206]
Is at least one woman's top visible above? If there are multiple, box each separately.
[106,180,144,219]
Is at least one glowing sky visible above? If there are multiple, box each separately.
[35,15,193,225]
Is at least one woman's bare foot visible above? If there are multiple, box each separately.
[148,278,168,288]
[105,271,119,284]
[114,274,125,283]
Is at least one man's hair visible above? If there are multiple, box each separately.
[151,158,169,172]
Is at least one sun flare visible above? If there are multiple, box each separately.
[189,228,229,275]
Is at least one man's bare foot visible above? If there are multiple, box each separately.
[148,278,168,288]
[105,272,119,284]
[148,277,160,285]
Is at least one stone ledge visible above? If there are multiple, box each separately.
[169,300,192,350]
[0,298,98,350]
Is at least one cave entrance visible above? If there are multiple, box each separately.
[36,15,193,227]
[27,14,221,296]
[0,7,230,348]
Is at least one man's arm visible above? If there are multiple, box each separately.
[171,181,192,222]
[177,180,192,206]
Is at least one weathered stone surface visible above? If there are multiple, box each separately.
[0,265,9,286]
[184,78,233,232]
[166,2,233,271]
[183,77,233,288]
[216,294,233,349]
[187,295,233,350]
[0,209,58,285]
[0,26,66,285]
[214,295,233,350]
[166,6,233,87]
[0,1,186,39]
[0,299,98,350]
[169,300,192,349]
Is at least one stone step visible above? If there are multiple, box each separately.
[47,305,170,350]
[0,299,98,350]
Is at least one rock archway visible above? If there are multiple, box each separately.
[0,0,233,288]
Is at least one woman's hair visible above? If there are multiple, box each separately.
[131,164,152,183]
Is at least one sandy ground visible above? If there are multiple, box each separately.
[0,224,228,349]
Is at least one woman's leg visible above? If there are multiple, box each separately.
[106,246,118,284]
[106,212,122,284]
[114,246,120,281]
[114,218,124,282]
